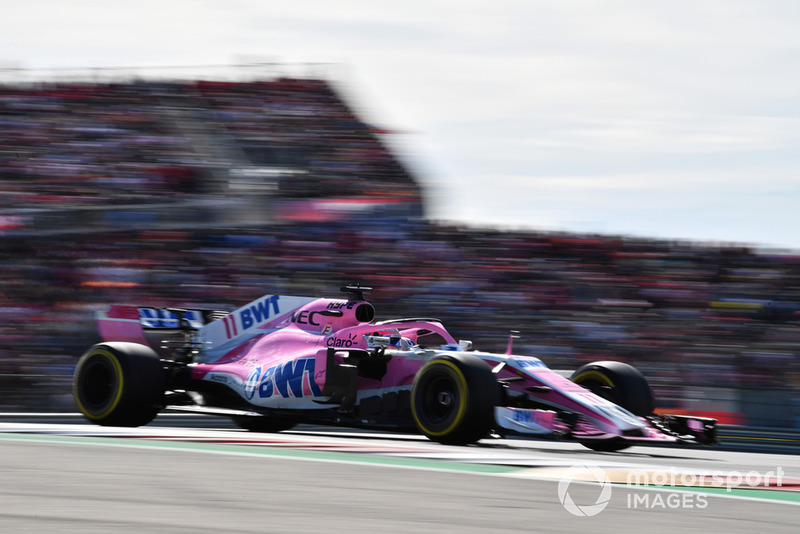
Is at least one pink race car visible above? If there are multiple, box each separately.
[73,285,716,451]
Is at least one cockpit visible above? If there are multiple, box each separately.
[364,334,417,351]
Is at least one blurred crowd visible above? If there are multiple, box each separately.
[0,78,419,208]
[0,78,798,426]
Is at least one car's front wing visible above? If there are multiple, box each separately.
[494,407,718,447]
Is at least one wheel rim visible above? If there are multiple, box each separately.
[80,357,119,411]
[419,373,460,425]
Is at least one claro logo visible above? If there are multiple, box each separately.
[326,333,358,347]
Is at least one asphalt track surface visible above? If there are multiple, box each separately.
[1,421,799,533]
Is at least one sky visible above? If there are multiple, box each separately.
[3,1,800,250]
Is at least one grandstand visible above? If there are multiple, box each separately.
[0,69,798,427]
[0,71,423,234]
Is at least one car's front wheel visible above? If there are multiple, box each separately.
[571,360,655,416]
[571,360,655,452]
[411,354,500,445]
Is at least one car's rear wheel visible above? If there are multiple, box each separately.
[73,342,165,427]
[411,354,500,445]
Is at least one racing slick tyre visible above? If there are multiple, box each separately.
[571,361,655,452]
[231,415,298,433]
[570,360,655,417]
[73,342,166,427]
[411,354,501,445]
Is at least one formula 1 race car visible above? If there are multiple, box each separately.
[73,286,717,451]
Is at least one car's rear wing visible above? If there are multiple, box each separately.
[96,294,317,355]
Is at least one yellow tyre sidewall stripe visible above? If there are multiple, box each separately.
[572,369,615,388]
[412,360,468,437]
[76,349,124,420]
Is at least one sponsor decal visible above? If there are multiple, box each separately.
[327,300,356,310]
[514,357,546,369]
[208,373,230,384]
[326,333,358,348]
[243,358,322,400]
[221,296,282,339]
[244,366,263,399]
[223,314,238,338]
[139,308,203,328]
[239,295,281,330]
[291,310,326,327]
[511,408,551,426]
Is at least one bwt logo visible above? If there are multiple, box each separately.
[222,296,282,339]
[513,357,546,369]
[243,358,322,400]
[239,295,281,330]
